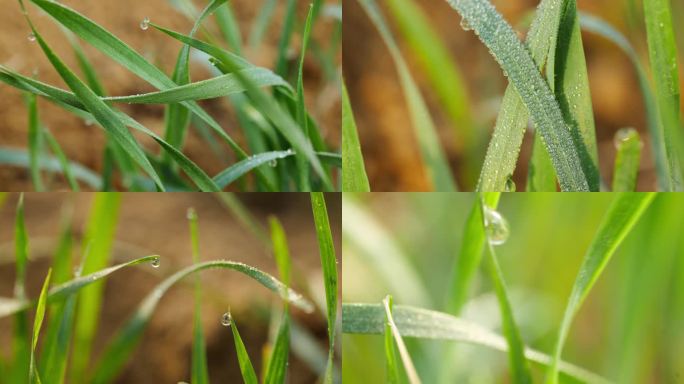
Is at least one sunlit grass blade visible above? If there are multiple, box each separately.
[341,81,370,192]
[12,194,30,384]
[0,255,160,318]
[479,197,531,384]
[611,128,642,191]
[445,194,501,313]
[383,295,421,384]
[385,0,478,184]
[546,193,656,383]
[226,311,258,384]
[25,92,44,191]
[213,150,295,189]
[359,0,457,191]
[21,13,164,191]
[578,13,668,191]
[0,147,100,189]
[29,269,51,384]
[91,260,313,383]
[264,313,290,384]
[187,209,209,384]
[70,193,120,383]
[643,0,683,191]
[310,192,338,383]
[343,303,610,384]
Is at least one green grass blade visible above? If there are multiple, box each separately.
[342,303,610,384]
[29,269,51,384]
[546,193,655,383]
[248,0,277,47]
[264,313,290,384]
[341,81,370,192]
[187,209,210,384]
[12,194,30,384]
[226,311,258,384]
[215,3,242,54]
[385,0,477,182]
[612,128,642,191]
[644,0,683,190]
[445,194,501,313]
[70,193,120,383]
[480,200,531,384]
[384,299,399,384]
[91,260,313,384]
[552,0,600,190]
[25,92,44,191]
[213,150,296,189]
[0,147,100,189]
[42,129,79,190]
[269,217,291,287]
[310,192,338,384]
[23,15,164,190]
[527,134,557,191]
[359,0,457,191]
[275,0,297,77]
[579,13,669,191]
[383,295,421,384]
[0,255,160,318]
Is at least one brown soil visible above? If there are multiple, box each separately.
[0,192,341,383]
[343,0,684,191]
[0,0,341,191]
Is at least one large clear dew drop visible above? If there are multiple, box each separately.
[140,17,150,31]
[221,312,232,327]
[484,207,509,245]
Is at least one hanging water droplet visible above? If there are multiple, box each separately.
[221,312,232,327]
[460,18,472,31]
[187,207,197,220]
[151,256,160,268]
[28,32,36,42]
[504,176,516,192]
[483,207,509,246]
[140,17,150,31]
[613,127,640,149]
[268,159,277,167]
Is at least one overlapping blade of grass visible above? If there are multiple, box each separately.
[456,0,591,191]
[527,134,557,191]
[29,269,51,384]
[579,13,669,191]
[42,130,79,190]
[213,150,295,189]
[25,92,44,191]
[264,313,291,384]
[12,194,30,384]
[341,81,370,192]
[226,311,258,384]
[21,12,164,191]
[384,0,477,184]
[0,255,161,318]
[91,260,313,384]
[383,299,399,384]
[383,295,421,384]
[611,128,642,192]
[358,0,457,191]
[478,0,562,191]
[479,199,531,384]
[27,0,265,185]
[643,0,683,191]
[0,68,221,191]
[186,209,210,384]
[551,0,600,190]
[310,192,338,383]
[546,193,655,383]
[343,303,610,384]
[70,193,120,383]
[445,193,500,313]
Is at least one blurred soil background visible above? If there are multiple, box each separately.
[0,192,341,383]
[343,0,684,191]
[0,0,341,191]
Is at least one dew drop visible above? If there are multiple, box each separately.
[28,32,36,42]
[151,256,160,268]
[460,18,472,31]
[483,207,509,246]
[221,312,232,327]
[504,176,516,192]
[140,17,150,31]
[268,159,277,167]
[613,127,640,149]
[186,207,197,220]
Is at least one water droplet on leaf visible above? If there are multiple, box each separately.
[151,256,160,268]
[504,176,516,192]
[460,18,472,31]
[140,17,150,31]
[484,207,509,245]
[268,159,277,167]
[28,33,36,42]
[221,312,232,327]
